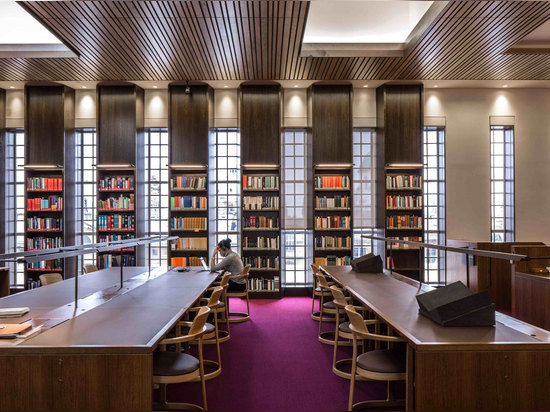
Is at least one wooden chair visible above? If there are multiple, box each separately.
[153,306,211,411]
[226,264,251,323]
[211,273,231,343]
[345,305,408,411]
[183,286,224,380]
[317,272,346,345]
[39,273,63,286]
[83,264,98,274]
[311,263,333,321]
[330,286,368,380]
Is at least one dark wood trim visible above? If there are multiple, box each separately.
[0,89,5,254]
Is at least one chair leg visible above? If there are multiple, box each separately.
[318,293,325,335]
[348,336,357,411]
[198,341,207,411]
[311,292,316,316]
[332,310,340,369]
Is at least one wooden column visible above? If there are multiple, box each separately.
[97,84,145,266]
[24,84,75,283]
[376,84,424,280]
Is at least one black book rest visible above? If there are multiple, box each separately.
[416,281,495,327]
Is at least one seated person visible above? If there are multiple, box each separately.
[210,238,246,292]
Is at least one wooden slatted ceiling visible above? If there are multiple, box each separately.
[0,1,549,81]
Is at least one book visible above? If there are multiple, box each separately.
[0,323,32,338]
[0,307,30,318]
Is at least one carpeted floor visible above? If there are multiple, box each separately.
[164,297,397,412]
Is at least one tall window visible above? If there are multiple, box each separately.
[490,126,515,242]
[209,128,241,254]
[75,128,97,273]
[4,129,25,286]
[423,126,446,284]
[352,128,376,258]
[282,129,312,287]
[145,128,169,267]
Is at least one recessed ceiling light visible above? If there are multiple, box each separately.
[223,85,229,88]
[81,86,87,89]
[503,85,508,88]
[153,85,158,89]
[433,85,438,88]
[363,85,369,88]
[294,85,299,88]
[9,86,14,89]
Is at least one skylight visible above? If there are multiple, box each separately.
[0,1,61,44]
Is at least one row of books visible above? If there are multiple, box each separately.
[243,196,279,210]
[315,236,351,249]
[27,237,63,250]
[170,217,207,230]
[98,195,134,210]
[98,215,135,230]
[243,216,279,229]
[170,237,208,250]
[171,176,206,190]
[27,279,42,289]
[99,234,134,243]
[99,177,134,190]
[27,217,62,231]
[386,175,422,189]
[98,254,135,269]
[315,176,350,189]
[27,196,63,211]
[171,257,202,267]
[243,256,279,269]
[243,236,279,249]
[248,276,280,291]
[243,175,279,190]
[315,196,350,209]
[315,216,351,229]
[314,256,352,266]
[170,196,207,210]
[27,177,62,191]
[386,195,422,209]
[27,259,62,270]
[387,236,422,250]
[387,215,423,229]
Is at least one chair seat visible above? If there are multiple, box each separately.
[181,322,215,335]
[356,349,406,374]
[323,301,338,309]
[153,352,199,376]
[315,287,332,294]
[339,321,352,333]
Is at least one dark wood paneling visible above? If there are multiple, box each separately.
[169,84,213,166]
[5,1,550,81]
[25,85,74,166]
[240,84,281,165]
[63,88,76,276]
[309,84,352,164]
[0,89,5,254]
[97,85,143,165]
[376,84,423,165]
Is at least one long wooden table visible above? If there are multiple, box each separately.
[0,266,218,412]
[322,266,550,412]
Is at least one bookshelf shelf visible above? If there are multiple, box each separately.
[98,188,134,192]
[386,187,422,191]
[241,169,282,299]
[315,208,351,212]
[387,227,423,231]
[168,168,209,268]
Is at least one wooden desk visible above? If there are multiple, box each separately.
[0,267,8,297]
[322,265,550,412]
[0,266,217,412]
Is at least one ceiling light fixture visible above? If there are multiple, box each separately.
[294,85,299,88]
[9,86,14,89]
[503,85,509,88]
[223,85,229,88]
[153,85,158,89]
[363,85,369,88]
[81,86,87,89]
[433,85,439,88]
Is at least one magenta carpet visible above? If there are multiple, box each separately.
[164,297,393,412]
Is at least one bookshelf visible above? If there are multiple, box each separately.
[313,168,353,269]
[241,167,281,298]
[168,167,209,267]
[96,168,136,269]
[384,167,424,279]
[24,168,65,289]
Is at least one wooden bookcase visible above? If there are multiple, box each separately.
[24,84,75,288]
[241,166,282,298]
[168,167,209,267]
[313,167,353,268]
[376,84,424,280]
[96,168,136,268]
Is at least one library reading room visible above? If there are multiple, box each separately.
[2,1,550,411]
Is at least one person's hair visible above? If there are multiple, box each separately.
[218,238,232,251]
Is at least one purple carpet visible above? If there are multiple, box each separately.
[165,297,394,412]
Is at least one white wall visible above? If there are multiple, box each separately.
[214,88,238,128]
[425,89,550,243]
[75,89,96,128]
[144,89,167,128]
[6,89,23,128]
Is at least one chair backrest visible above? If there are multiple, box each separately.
[330,285,348,308]
[207,286,224,308]
[188,306,211,337]
[316,272,331,289]
[241,264,250,277]
[83,264,98,274]
[311,263,319,275]
[39,273,63,286]
[345,305,370,336]
[219,273,231,288]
